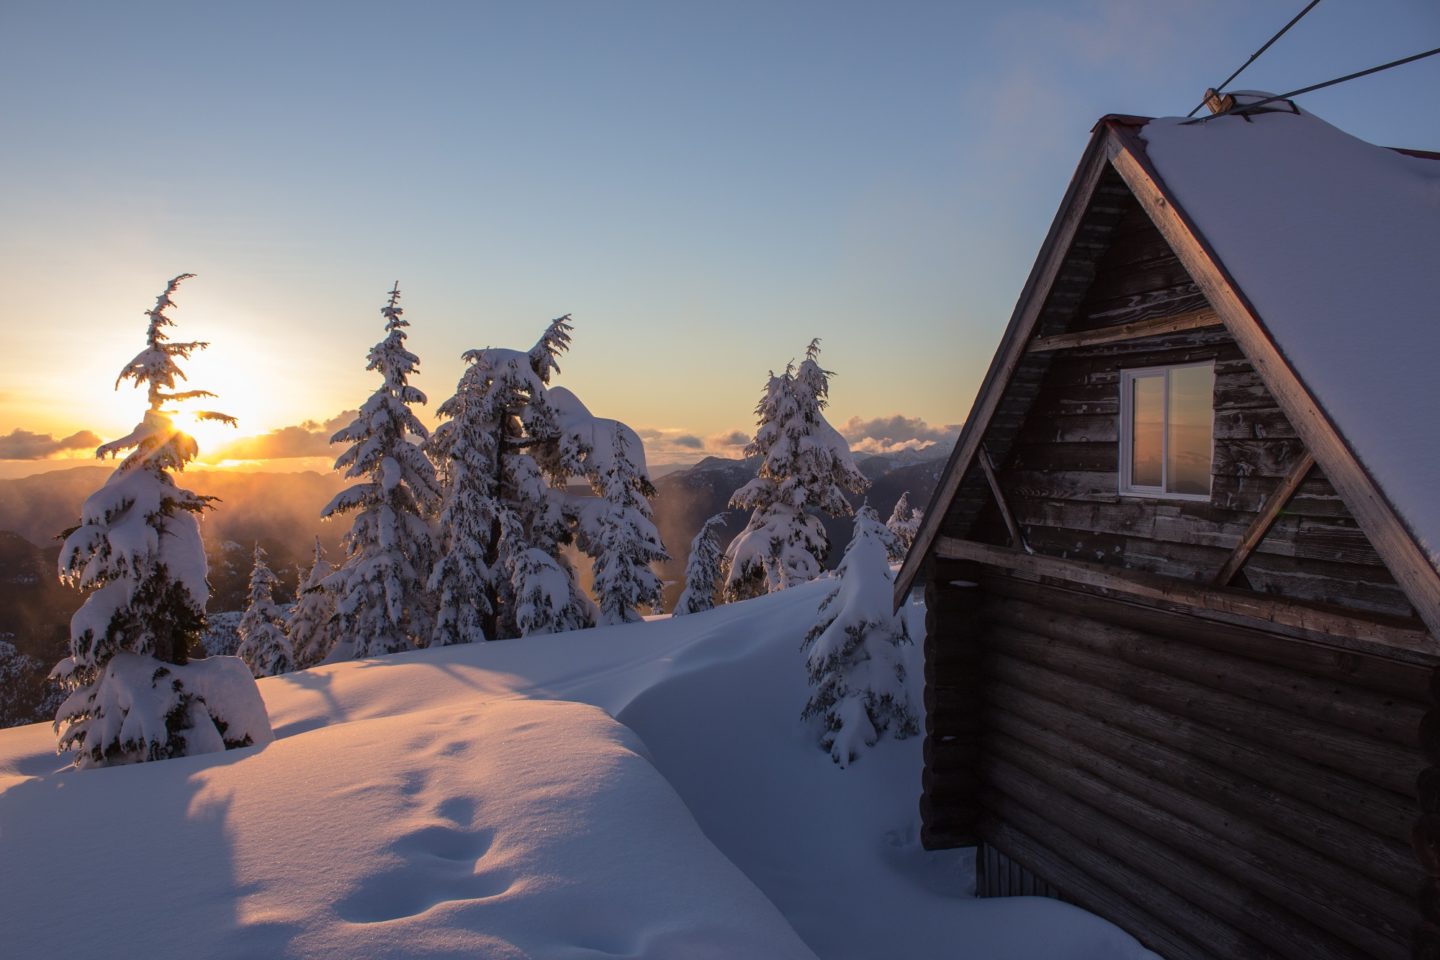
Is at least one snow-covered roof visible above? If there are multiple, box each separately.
[898,99,1440,634]
[1139,99,1440,568]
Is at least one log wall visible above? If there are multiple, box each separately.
[920,561,983,848]
[963,574,1430,960]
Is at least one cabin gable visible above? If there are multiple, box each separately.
[911,118,1440,960]
[965,187,1416,621]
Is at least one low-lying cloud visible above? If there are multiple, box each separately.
[633,427,751,464]
[211,411,358,461]
[839,415,960,455]
[0,428,103,460]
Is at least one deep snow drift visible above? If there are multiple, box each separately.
[0,581,1156,959]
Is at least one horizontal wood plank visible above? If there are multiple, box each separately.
[934,536,1434,659]
[1028,308,1221,353]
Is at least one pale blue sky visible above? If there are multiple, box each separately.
[1,0,1436,469]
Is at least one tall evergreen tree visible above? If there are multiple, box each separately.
[323,284,440,658]
[288,538,337,668]
[236,545,292,677]
[801,505,917,767]
[52,274,268,767]
[724,339,868,600]
[884,491,923,563]
[673,514,728,617]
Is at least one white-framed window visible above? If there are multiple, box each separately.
[1119,361,1215,500]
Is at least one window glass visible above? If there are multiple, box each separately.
[1166,364,1214,495]
[1130,374,1164,488]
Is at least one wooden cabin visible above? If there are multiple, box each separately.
[898,97,1440,960]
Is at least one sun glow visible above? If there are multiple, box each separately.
[144,306,294,467]
[170,406,242,463]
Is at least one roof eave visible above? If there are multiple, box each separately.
[1107,121,1440,637]
[893,120,1125,606]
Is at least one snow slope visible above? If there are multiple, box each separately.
[0,583,1157,960]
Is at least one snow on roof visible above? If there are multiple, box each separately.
[1140,99,1440,568]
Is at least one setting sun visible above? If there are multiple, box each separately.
[169,405,241,461]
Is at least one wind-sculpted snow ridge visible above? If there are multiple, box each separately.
[0,583,1159,960]
[0,699,811,960]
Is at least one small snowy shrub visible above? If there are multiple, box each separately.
[884,491,923,563]
[725,340,868,601]
[288,538,337,668]
[511,547,588,637]
[236,545,293,677]
[574,422,668,625]
[52,274,270,767]
[0,640,63,728]
[801,506,917,767]
[673,513,728,616]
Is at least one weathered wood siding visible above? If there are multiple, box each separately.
[971,574,1428,960]
[963,198,1416,621]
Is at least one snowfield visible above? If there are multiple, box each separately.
[0,582,1157,959]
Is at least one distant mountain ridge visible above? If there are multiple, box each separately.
[0,442,950,726]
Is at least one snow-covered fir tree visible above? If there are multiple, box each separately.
[800,505,917,767]
[496,324,599,634]
[288,538,337,668]
[724,339,868,601]
[236,545,293,677]
[673,513,728,617]
[555,385,668,627]
[884,491,923,563]
[425,351,505,645]
[0,639,63,729]
[323,284,441,658]
[430,316,660,641]
[52,274,269,767]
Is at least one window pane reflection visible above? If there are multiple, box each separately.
[1131,375,1163,488]
[1167,364,1214,495]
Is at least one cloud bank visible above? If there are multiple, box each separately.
[0,428,103,460]
[211,411,358,461]
[839,415,960,455]
[634,427,750,465]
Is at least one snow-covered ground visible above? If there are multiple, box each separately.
[0,582,1157,959]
